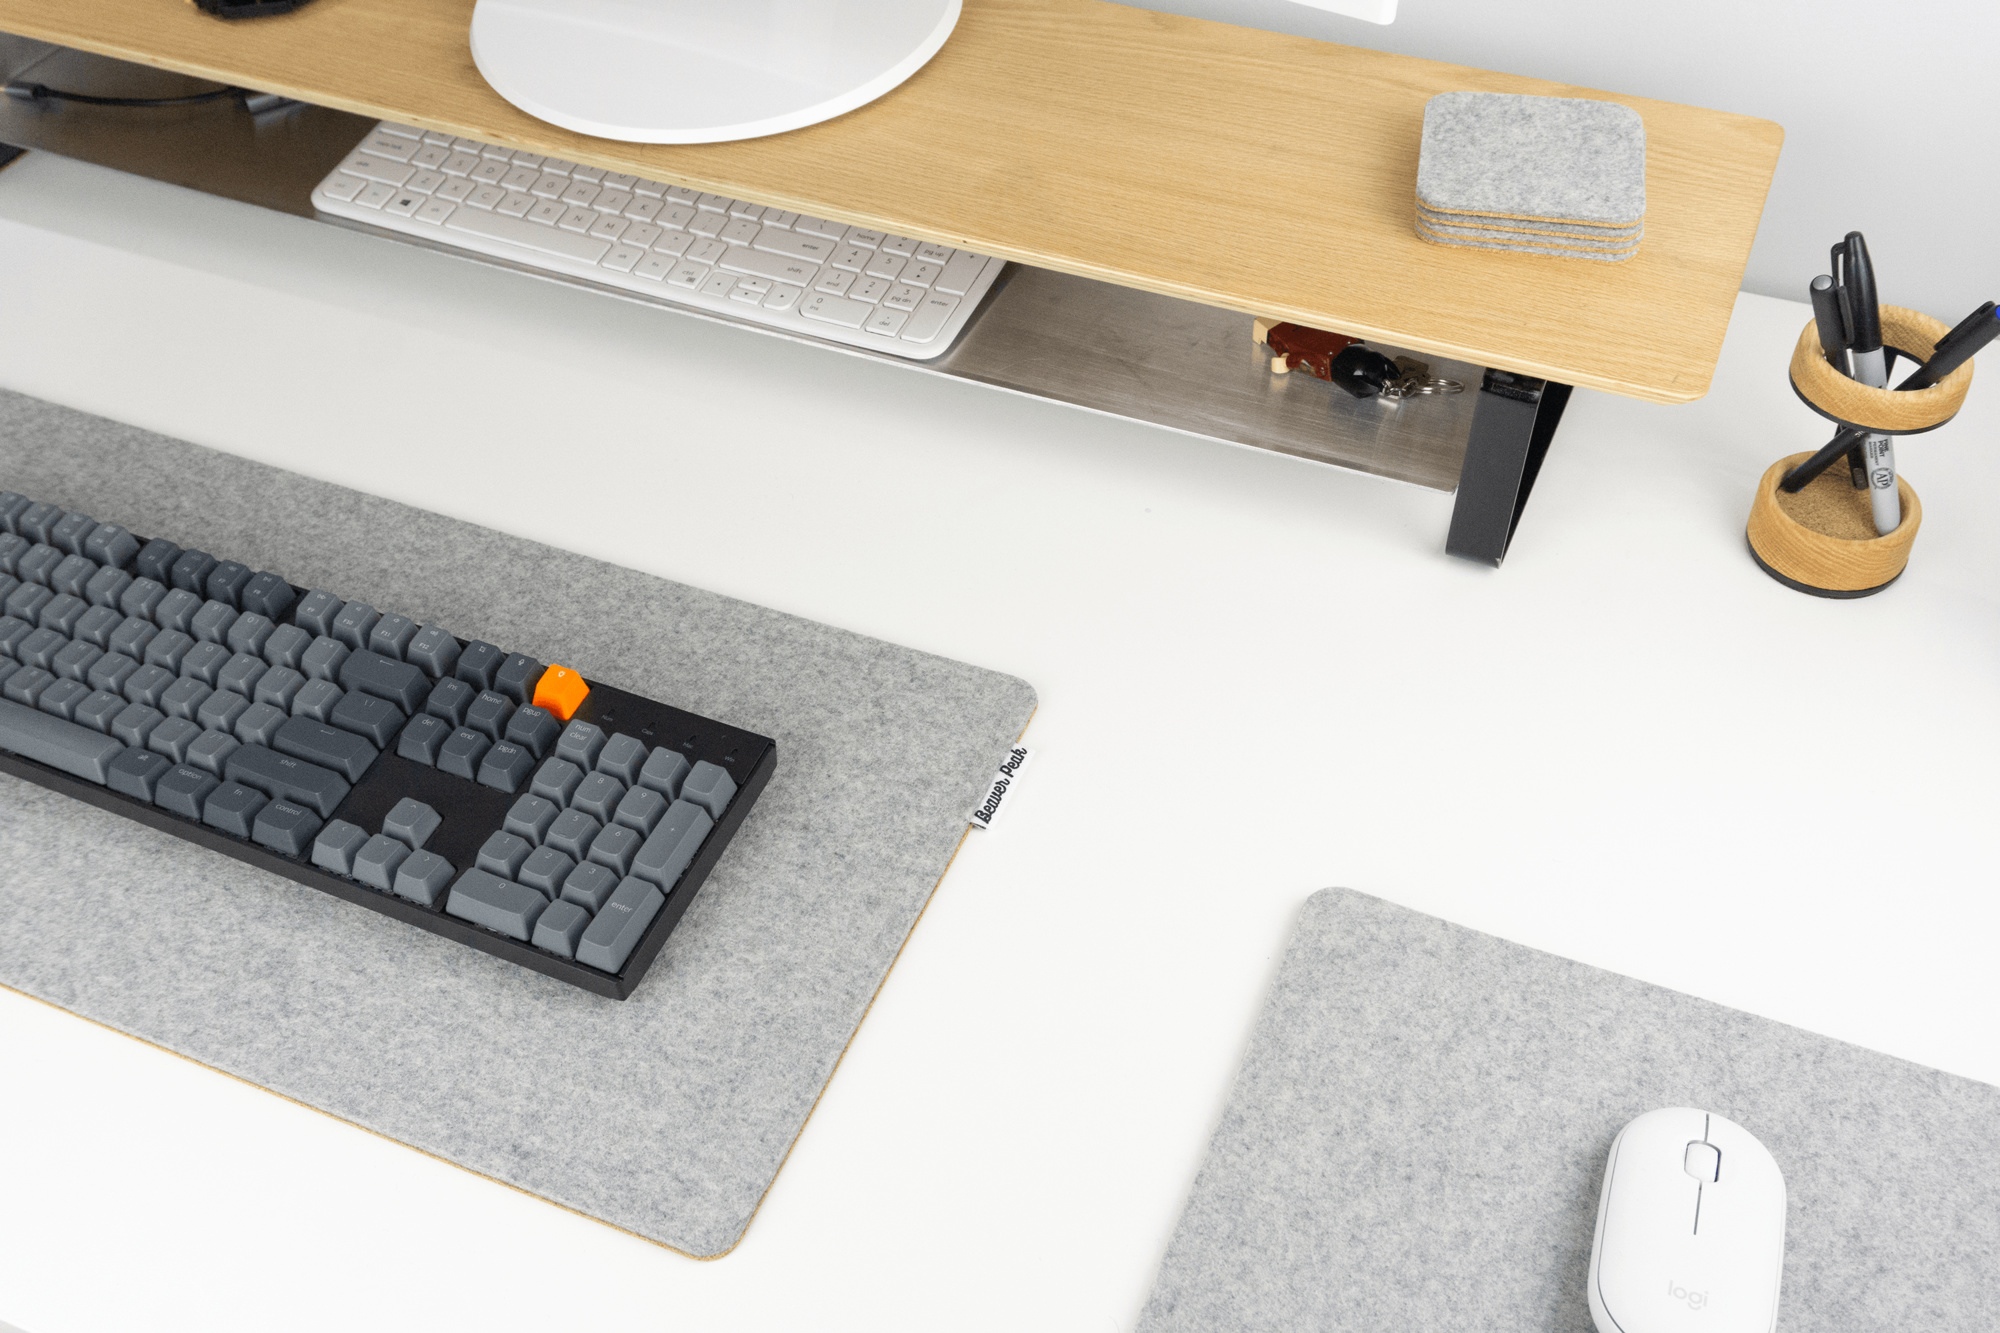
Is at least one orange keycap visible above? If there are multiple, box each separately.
[533,664,590,721]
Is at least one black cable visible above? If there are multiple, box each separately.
[5,81,246,109]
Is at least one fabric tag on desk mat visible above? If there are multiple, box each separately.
[968,743,1032,830]
[0,389,1037,1258]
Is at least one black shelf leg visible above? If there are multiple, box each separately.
[0,143,24,172]
[1445,368,1572,566]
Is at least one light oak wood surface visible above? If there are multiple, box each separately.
[0,0,1782,403]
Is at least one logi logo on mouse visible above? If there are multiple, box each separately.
[1666,1279,1709,1310]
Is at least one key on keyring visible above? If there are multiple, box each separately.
[1381,356,1464,399]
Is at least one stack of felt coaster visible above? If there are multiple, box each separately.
[1415,91,1646,262]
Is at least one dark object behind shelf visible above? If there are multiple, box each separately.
[195,0,318,17]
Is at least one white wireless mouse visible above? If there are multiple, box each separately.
[1588,1107,1786,1333]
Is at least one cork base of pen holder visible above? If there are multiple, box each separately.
[1746,453,1921,597]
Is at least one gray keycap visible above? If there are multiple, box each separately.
[206,560,252,608]
[217,651,268,698]
[368,613,418,660]
[455,640,503,691]
[518,844,575,897]
[17,503,61,545]
[561,860,619,911]
[504,704,559,758]
[406,626,459,679]
[531,757,583,806]
[181,640,231,687]
[545,806,600,861]
[504,793,558,843]
[203,781,268,838]
[0,492,26,534]
[0,658,16,692]
[4,664,53,707]
[108,746,172,801]
[112,702,164,748]
[144,628,194,673]
[125,661,175,711]
[84,565,131,610]
[638,746,690,799]
[425,676,474,726]
[82,522,139,569]
[74,688,125,734]
[39,677,90,720]
[339,648,428,713]
[153,586,202,634]
[134,539,180,584]
[254,665,305,711]
[438,727,489,780]
[398,713,449,765]
[465,689,514,740]
[225,743,352,819]
[119,576,166,622]
[571,771,625,822]
[238,571,293,621]
[19,627,64,671]
[274,714,377,782]
[108,617,158,661]
[291,677,344,722]
[0,614,30,657]
[682,760,739,818]
[263,622,312,671]
[446,868,548,941]
[0,696,125,783]
[187,728,240,776]
[5,582,51,624]
[476,829,532,878]
[614,784,668,836]
[532,898,591,958]
[252,799,322,858]
[383,796,441,849]
[154,763,218,818]
[588,822,640,876]
[0,573,15,609]
[16,544,60,587]
[225,611,274,658]
[195,689,248,735]
[632,799,713,891]
[330,601,379,651]
[293,590,342,638]
[147,715,202,763]
[353,833,411,891]
[51,553,98,599]
[478,741,534,793]
[0,533,21,575]
[392,850,455,906]
[575,878,665,973]
[74,604,122,649]
[40,594,88,637]
[165,544,213,588]
[493,652,543,704]
[300,635,350,682]
[330,690,403,747]
[189,598,237,645]
[312,819,369,874]
[50,511,96,557]
[86,650,139,697]
[52,639,102,682]
[554,719,605,769]
[234,700,287,747]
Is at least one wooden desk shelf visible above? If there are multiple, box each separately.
[0,0,1781,562]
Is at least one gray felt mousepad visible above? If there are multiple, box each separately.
[0,390,1036,1258]
[1140,889,2000,1331]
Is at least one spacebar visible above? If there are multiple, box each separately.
[444,209,611,263]
[0,697,123,784]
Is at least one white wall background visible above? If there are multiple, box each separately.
[1136,0,1999,325]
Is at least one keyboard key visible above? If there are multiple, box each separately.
[20,628,66,671]
[816,270,856,297]
[51,553,98,598]
[118,578,166,622]
[865,307,911,337]
[40,593,88,637]
[544,806,599,861]
[852,277,891,305]
[531,757,584,806]
[765,284,803,313]
[368,613,419,660]
[382,796,441,849]
[157,584,204,630]
[456,641,503,690]
[195,689,248,736]
[638,747,689,799]
[144,629,192,674]
[293,590,342,637]
[263,624,312,671]
[111,703,164,748]
[518,845,575,897]
[252,799,322,858]
[217,651,268,698]
[614,784,668,836]
[154,763,219,819]
[597,734,647,784]
[301,636,349,682]
[879,234,920,258]
[292,678,343,723]
[147,716,201,764]
[844,226,885,249]
[5,583,51,624]
[425,676,474,727]
[16,504,60,545]
[720,246,817,287]
[904,257,944,291]
[186,727,241,776]
[330,602,379,651]
[74,689,125,735]
[0,696,124,783]
[505,793,559,843]
[632,799,713,890]
[331,690,404,747]
[392,850,455,906]
[273,715,378,783]
[864,252,907,282]
[478,740,535,792]
[903,293,962,342]
[339,648,429,713]
[504,704,560,758]
[555,719,606,769]
[108,747,172,802]
[406,626,460,679]
[206,561,252,608]
[225,612,274,658]
[914,241,954,264]
[254,665,306,711]
[398,713,449,765]
[446,206,612,263]
[794,215,846,239]
[353,833,410,891]
[465,690,514,740]
[753,228,833,262]
[161,676,212,721]
[476,830,532,878]
[311,819,369,875]
[203,781,269,839]
[234,701,287,748]
[587,822,640,876]
[3,664,52,707]
[682,760,738,817]
[182,641,230,687]
[447,868,548,941]
[226,742,352,818]
[342,155,415,187]
[438,727,489,780]
[133,540,181,585]
[561,860,619,912]
[801,293,872,328]
[532,899,591,958]
[493,654,543,704]
[934,250,986,295]
[883,283,924,312]
[39,677,90,720]
[571,771,625,823]
[575,878,665,973]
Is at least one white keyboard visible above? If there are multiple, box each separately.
[311,122,1007,361]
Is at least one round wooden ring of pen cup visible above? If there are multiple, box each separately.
[1747,304,1972,597]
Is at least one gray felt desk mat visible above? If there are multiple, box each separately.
[0,389,1036,1257]
[1140,889,2000,1332]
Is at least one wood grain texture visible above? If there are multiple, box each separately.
[1789,306,1973,434]
[1746,453,1920,593]
[0,0,1782,403]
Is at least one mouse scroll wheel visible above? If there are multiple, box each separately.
[1684,1141,1722,1183]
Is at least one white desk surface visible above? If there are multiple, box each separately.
[0,152,1994,1333]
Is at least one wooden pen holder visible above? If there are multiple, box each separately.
[1747,304,1973,597]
